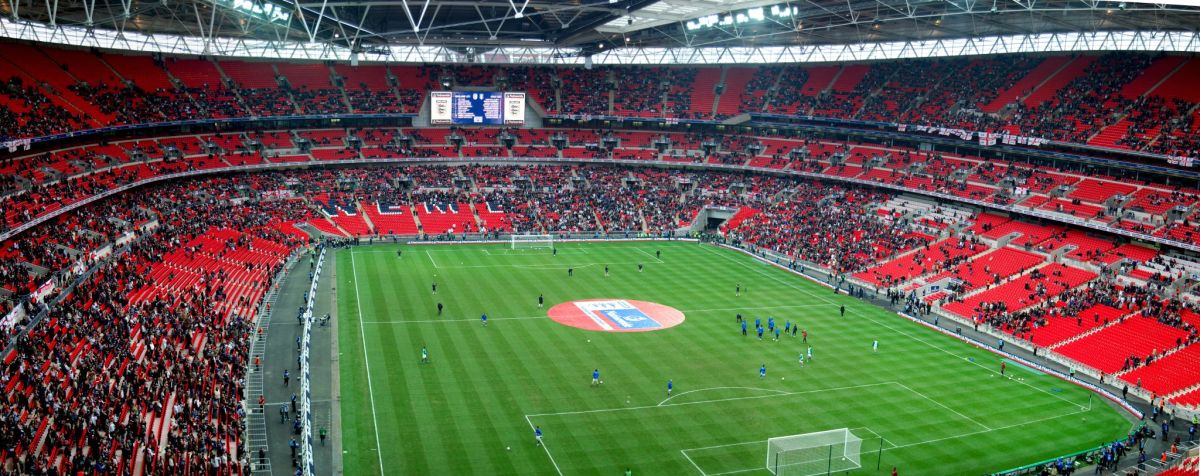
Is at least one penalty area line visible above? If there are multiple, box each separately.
[525,415,564,476]
[657,386,788,407]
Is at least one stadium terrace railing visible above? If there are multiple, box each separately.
[244,250,302,475]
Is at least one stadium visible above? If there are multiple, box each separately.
[3,0,1200,474]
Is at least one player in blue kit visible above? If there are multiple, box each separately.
[741,320,747,336]
[592,368,601,386]
[667,379,673,396]
[757,326,764,340]
[759,364,767,378]
[768,317,774,332]
[481,313,488,326]
[535,426,543,446]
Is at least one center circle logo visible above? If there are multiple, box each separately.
[547,299,685,332]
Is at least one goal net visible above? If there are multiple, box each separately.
[511,234,554,250]
[766,428,862,476]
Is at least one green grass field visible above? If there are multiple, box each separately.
[336,241,1132,476]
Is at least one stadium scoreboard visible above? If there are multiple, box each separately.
[430,91,525,125]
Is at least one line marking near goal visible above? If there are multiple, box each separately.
[425,250,440,269]
[350,250,387,476]
[657,386,789,406]
[892,382,992,431]
[680,449,709,476]
[698,246,1085,411]
[525,415,564,476]
[526,382,897,419]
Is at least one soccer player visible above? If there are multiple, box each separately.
[535,426,543,446]
[1000,361,1006,376]
[806,346,813,362]
[736,313,742,323]
[656,250,661,259]
[396,249,402,258]
[568,267,573,277]
[873,340,878,352]
[759,364,766,378]
[755,317,761,329]
[736,283,741,297]
[605,265,610,276]
[798,351,805,366]
[741,320,747,336]
[437,302,443,315]
[757,326,764,340]
[801,329,807,342]
[553,248,557,256]
[421,346,429,364]
[839,305,845,317]
[283,369,289,387]
[432,281,437,294]
[538,294,544,308]
[667,379,673,396]
[592,369,601,385]
[481,313,488,326]
[774,327,781,341]
[768,317,774,332]
[792,325,798,337]
[638,263,643,273]
[785,321,791,333]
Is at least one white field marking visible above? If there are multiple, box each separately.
[525,382,897,419]
[680,449,709,476]
[892,382,991,431]
[657,386,789,407]
[881,406,1091,452]
[679,304,828,313]
[698,246,1084,409]
[350,251,387,476]
[361,316,548,324]
[525,414,564,476]
[844,426,896,449]
[358,305,826,325]
[425,250,441,269]
[632,247,666,264]
[481,249,491,255]
[420,261,644,270]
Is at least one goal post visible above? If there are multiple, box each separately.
[511,234,554,250]
[766,428,863,476]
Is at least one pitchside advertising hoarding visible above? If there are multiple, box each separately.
[429,91,525,125]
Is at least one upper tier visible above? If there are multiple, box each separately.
[0,43,1197,161]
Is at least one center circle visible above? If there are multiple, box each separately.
[547,299,685,332]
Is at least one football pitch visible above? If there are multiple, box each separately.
[335,241,1132,476]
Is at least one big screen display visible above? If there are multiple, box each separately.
[430,91,525,125]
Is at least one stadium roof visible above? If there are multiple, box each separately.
[1,0,1199,62]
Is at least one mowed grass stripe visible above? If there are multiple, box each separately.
[338,242,1129,476]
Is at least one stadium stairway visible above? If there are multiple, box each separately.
[984,56,1072,113]
[1043,306,1133,350]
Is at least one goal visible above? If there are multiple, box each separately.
[766,428,862,476]
[511,234,554,250]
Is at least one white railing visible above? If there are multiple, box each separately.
[299,248,325,476]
